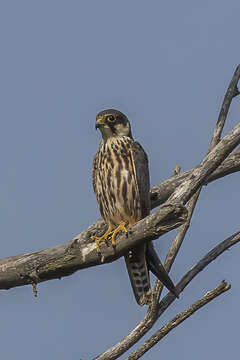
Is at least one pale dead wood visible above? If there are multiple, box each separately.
[94,64,240,360]
[167,121,240,204]
[128,281,231,360]
[0,122,239,290]
[0,204,187,290]
[157,231,240,317]
[131,64,240,359]
[152,63,240,303]
[94,231,240,360]
[0,65,239,360]
[209,64,240,149]
[150,148,240,208]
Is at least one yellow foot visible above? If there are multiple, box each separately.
[91,223,128,253]
[91,226,113,252]
[111,223,128,247]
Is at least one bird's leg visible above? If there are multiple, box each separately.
[91,226,113,252]
[91,223,128,253]
[111,222,128,247]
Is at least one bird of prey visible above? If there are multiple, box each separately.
[91,109,178,305]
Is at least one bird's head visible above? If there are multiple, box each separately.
[95,109,132,141]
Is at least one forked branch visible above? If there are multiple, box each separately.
[128,281,231,360]
[94,64,240,359]
[0,65,239,360]
[94,231,240,360]
[0,122,239,290]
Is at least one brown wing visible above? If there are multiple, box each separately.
[130,141,151,218]
[125,140,178,304]
[92,149,105,219]
[92,151,98,195]
[124,141,151,305]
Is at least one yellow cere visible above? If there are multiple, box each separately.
[96,116,104,124]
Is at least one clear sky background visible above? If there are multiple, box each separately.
[0,1,239,359]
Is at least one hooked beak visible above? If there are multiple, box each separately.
[95,116,105,130]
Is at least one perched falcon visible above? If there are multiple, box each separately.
[92,109,178,305]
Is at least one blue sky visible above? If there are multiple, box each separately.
[0,1,240,359]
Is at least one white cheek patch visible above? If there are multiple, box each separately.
[115,123,130,136]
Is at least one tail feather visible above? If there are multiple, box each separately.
[125,242,179,306]
[146,242,179,298]
[124,244,151,305]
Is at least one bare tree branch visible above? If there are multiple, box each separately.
[94,64,240,360]
[152,63,240,305]
[157,231,240,316]
[0,121,239,291]
[0,204,187,290]
[157,190,200,295]
[0,65,239,360]
[209,64,240,149]
[128,281,231,360]
[167,121,240,204]
[150,148,240,208]
[94,231,240,360]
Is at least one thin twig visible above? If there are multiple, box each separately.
[153,63,240,302]
[173,165,181,176]
[209,64,240,150]
[94,65,240,360]
[1,122,240,291]
[163,64,240,266]
[150,148,240,208]
[32,282,38,297]
[157,231,240,316]
[168,121,240,204]
[128,281,231,360]
[93,231,240,359]
[164,189,200,272]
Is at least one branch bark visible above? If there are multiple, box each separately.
[151,63,240,304]
[128,281,231,360]
[93,64,240,360]
[0,203,187,290]
[94,231,240,360]
[0,123,239,290]
[0,65,239,360]
[150,148,240,208]
[167,121,240,204]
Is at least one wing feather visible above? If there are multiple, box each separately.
[129,141,150,218]
[126,140,178,303]
[124,140,151,305]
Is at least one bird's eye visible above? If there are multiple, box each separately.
[107,115,115,122]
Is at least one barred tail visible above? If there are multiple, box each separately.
[124,244,151,306]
